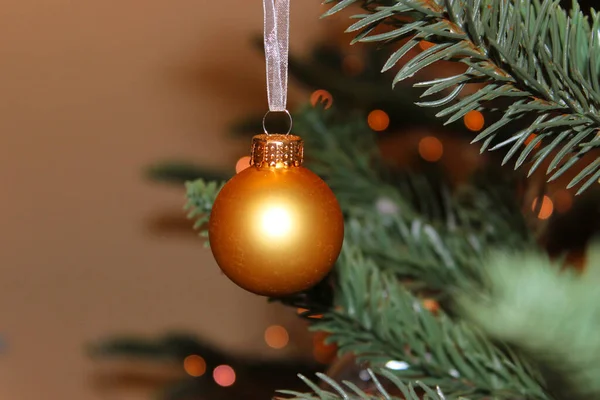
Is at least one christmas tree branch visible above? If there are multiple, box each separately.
[277,369,447,400]
[323,0,600,193]
[185,179,226,244]
[305,245,547,399]
[457,245,600,400]
[343,174,531,295]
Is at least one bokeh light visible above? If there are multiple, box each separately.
[213,365,236,387]
[422,298,440,314]
[313,331,337,364]
[532,195,554,220]
[524,133,541,150]
[310,89,333,109]
[264,325,289,349]
[296,307,322,319]
[367,110,390,131]
[235,156,251,174]
[386,360,410,370]
[554,190,573,214]
[376,197,399,215]
[418,136,444,162]
[464,110,485,132]
[342,54,364,76]
[183,355,206,377]
[419,40,435,51]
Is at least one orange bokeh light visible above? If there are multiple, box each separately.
[419,40,435,51]
[368,110,390,131]
[532,195,554,220]
[296,308,322,318]
[313,331,337,364]
[264,325,289,349]
[418,136,444,162]
[310,90,333,110]
[554,190,573,214]
[183,355,206,377]
[313,347,334,364]
[213,365,236,387]
[524,134,541,150]
[235,156,251,174]
[422,298,440,314]
[464,110,485,132]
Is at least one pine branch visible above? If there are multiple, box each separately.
[307,245,548,399]
[457,245,600,400]
[277,369,448,400]
[185,179,226,243]
[343,192,530,296]
[323,0,600,193]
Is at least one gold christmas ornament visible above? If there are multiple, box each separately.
[208,134,344,296]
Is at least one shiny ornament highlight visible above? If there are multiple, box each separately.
[208,134,344,296]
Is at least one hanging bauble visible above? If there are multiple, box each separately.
[208,133,344,296]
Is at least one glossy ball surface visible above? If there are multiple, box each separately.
[208,165,344,296]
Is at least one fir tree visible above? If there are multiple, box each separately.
[95,1,600,399]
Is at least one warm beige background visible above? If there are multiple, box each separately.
[0,1,329,399]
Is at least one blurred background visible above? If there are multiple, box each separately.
[0,1,331,399]
[0,0,597,399]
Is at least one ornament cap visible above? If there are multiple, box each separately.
[251,134,303,168]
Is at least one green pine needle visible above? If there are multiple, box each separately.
[323,0,600,192]
[457,246,600,400]
[306,245,547,399]
[277,369,447,400]
[184,179,226,243]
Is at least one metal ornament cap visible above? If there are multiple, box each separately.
[251,134,303,168]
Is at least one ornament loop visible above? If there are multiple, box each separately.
[262,109,293,135]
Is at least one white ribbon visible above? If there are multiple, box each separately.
[263,0,290,112]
